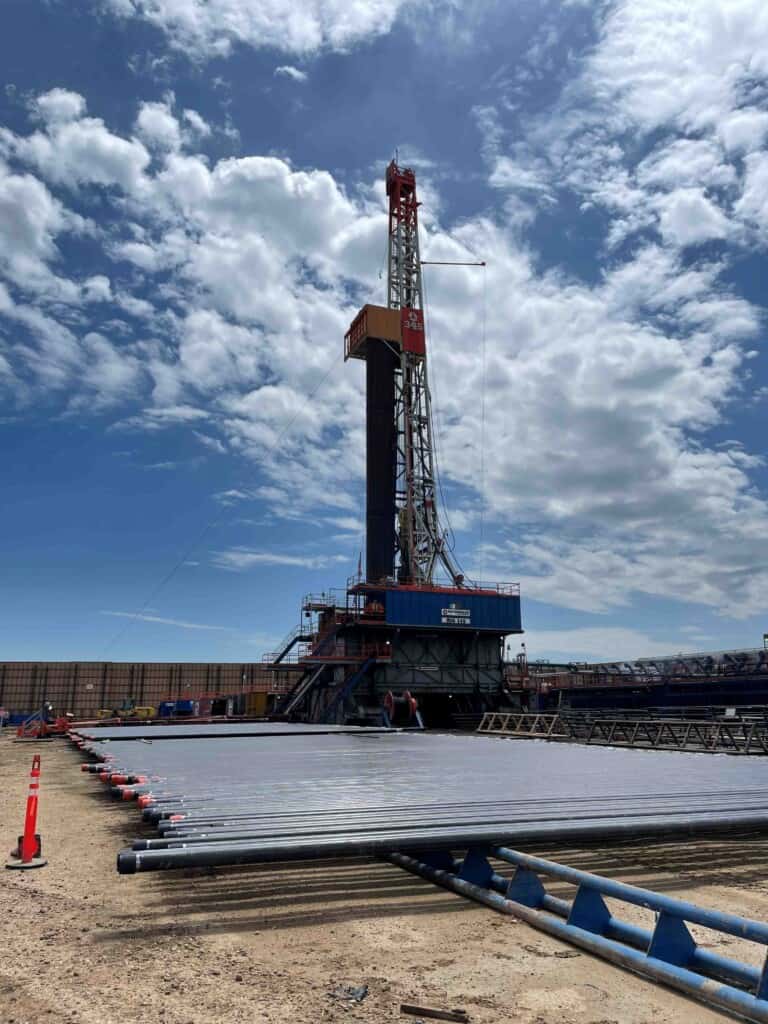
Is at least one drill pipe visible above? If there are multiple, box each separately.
[133,796,768,850]
[117,810,768,873]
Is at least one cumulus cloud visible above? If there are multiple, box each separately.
[34,88,86,123]
[275,65,308,82]
[589,1,768,134]
[175,309,263,390]
[0,162,67,287]
[0,159,93,307]
[481,0,768,249]
[0,85,766,621]
[73,331,142,409]
[4,97,150,191]
[419,220,766,613]
[104,0,415,59]
[735,152,768,242]
[1,281,139,406]
[135,100,182,150]
[657,188,731,247]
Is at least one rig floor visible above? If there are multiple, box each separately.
[3,736,768,1023]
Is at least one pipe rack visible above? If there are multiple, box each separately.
[391,847,768,1023]
[73,724,768,1019]
[70,727,768,873]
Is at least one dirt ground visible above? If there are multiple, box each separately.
[2,736,768,1024]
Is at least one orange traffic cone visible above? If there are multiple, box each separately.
[6,754,47,870]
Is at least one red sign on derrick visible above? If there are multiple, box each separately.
[401,307,425,355]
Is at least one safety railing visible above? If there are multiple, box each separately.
[344,307,368,360]
[478,712,571,738]
[347,571,520,596]
[262,642,313,666]
[301,643,392,662]
[583,718,768,754]
[478,712,768,754]
[261,624,314,665]
[507,649,768,690]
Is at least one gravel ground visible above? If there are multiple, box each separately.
[2,734,768,1023]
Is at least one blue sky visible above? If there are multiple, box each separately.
[1,0,767,664]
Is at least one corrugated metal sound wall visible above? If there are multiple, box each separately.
[0,663,292,718]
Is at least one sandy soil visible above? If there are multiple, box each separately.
[2,735,768,1024]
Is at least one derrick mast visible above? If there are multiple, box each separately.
[387,161,461,586]
[346,160,461,585]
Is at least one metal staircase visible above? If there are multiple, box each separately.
[264,624,312,666]
[276,664,328,718]
[320,658,376,724]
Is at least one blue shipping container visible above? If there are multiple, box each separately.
[385,589,521,632]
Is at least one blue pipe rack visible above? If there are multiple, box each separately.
[389,846,768,1022]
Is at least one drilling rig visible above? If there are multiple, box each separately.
[267,160,522,727]
[355,160,463,587]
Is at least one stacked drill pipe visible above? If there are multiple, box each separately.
[72,722,393,741]
[71,726,768,874]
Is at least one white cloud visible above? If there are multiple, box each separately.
[520,627,703,663]
[582,0,768,137]
[175,309,264,390]
[419,218,767,616]
[6,95,150,191]
[105,0,415,59]
[213,488,254,504]
[735,152,768,241]
[0,162,67,289]
[111,239,160,271]
[101,610,232,631]
[326,515,363,534]
[636,139,735,192]
[480,0,768,253]
[34,88,86,124]
[657,188,731,247]
[193,430,226,453]
[718,108,768,153]
[212,548,349,571]
[135,100,182,151]
[72,331,142,409]
[275,65,308,82]
[182,108,211,138]
[0,280,140,407]
[0,351,14,382]
[114,404,209,430]
[82,275,112,302]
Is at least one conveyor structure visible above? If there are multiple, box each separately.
[512,647,768,712]
[478,711,768,754]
